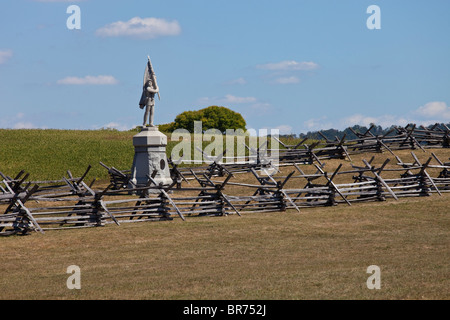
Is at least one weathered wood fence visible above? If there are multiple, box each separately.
[1,149,449,236]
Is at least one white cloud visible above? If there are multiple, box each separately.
[246,101,450,135]
[301,102,450,133]
[57,75,119,85]
[254,124,293,136]
[256,60,318,85]
[303,117,333,131]
[96,17,181,39]
[198,95,273,118]
[274,124,294,135]
[339,114,410,129]
[13,122,36,129]
[0,112,42,129]
[341,114,378,127]
[248,102,272,113]
[274,76,300,84]
[0,50,13,64]
[96,122,133,131]
[198,97,213,104]
[301,114,408,133]
[415,101,450,120]
[198,94,257,105]
[223,94,257,104]
[225,77,247,85]
[256,60,319,71]
[16,112,25,119]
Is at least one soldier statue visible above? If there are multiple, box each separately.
[139,56,160,127]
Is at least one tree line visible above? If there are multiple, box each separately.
[282,123,450,141]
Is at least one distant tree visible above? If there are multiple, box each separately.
[157,122,175,133]
[170,106,246,133]
[171,110,198,132]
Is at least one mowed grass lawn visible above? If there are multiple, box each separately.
[0,129,136,181]
[0,194,448,300]
[0,129,449,300]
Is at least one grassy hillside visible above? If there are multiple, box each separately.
[0,129,313,182]
[0,129,136,181]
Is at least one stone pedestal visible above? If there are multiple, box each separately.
[129,126,173,190]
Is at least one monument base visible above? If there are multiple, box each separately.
[129,126,173,192]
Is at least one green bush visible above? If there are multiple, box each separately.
[168,106,246,133]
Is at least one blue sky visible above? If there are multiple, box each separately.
[0,0,449,134]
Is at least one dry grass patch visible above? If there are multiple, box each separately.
[0,192,448,300]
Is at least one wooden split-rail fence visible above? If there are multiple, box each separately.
[254,123,449,166]
[1,142,449,237]
[160,124,449,177]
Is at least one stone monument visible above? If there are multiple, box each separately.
[129,56,173,189]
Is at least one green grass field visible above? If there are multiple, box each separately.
[0,129,135,181]
[0,129,449,300]
[0,128,315,181]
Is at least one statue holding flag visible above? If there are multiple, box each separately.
[139,56,160,127]
[129,55,173,191]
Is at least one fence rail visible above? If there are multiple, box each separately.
[1,125,449,236]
